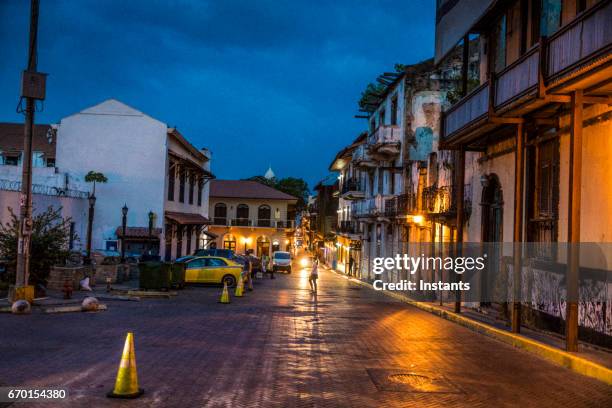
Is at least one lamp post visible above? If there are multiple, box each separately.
[121,204,128,263]
[85,194,96,263]
[148,210,154,255]
[242,237,251,254]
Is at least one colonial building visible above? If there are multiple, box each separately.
[436,0,612,349]
[328,59,459,282]
[54,99,214,260]
[208,180,297,256]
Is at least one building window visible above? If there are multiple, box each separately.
[223,234,236,251]
[188,175,194,205]
[390,95,398,126]
[236,204,249,226]
[69,222,75,250]
[257,205,271,227]
[379,109,386,127]
[493,14,507,72]
[197,180,203,206]
[179,170,185,203]
[540,0,562,37]
[5,153,21,166]
[167,165,175,201]
[214,203,227,225]
[46,158,55,167]
[527,135,559,248]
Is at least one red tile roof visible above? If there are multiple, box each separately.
[0,122,55,158]
[210,180,298,201]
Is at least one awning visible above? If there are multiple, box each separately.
[201,230,218,239]
[165,211,210,225]
[116,227,162,239]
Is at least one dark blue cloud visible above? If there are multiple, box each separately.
[0,0,434,189]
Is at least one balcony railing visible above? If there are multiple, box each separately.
[340,178,361,194]
[547,1,612,80]
[213,217,228,226]
[442,1,611,143]
[495,45,540,108]
[351,194,393,218]
[422,184,472,216]
[336,220,358,235]
[383,193,417,217]
[443,83,489,137]
[352,144,376,167]
[231,218,251,226]
[367,126,401,157]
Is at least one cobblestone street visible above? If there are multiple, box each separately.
[1,259,610,408]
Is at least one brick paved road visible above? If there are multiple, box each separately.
[1,257,610,407]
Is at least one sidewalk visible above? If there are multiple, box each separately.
[323,264,612,385]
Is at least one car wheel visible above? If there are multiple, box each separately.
[222,275,237,287]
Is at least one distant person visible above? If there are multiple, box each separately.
[349,256,354,276]
[309,258,318,292]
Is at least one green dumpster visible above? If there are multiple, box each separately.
[169,262,186,289]
[138,262,172,291]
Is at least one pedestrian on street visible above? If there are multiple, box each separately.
[349,256,354,276]
[309,258,318,292]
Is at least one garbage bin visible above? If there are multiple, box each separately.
[168,262,185,289]
[138,262,172,291]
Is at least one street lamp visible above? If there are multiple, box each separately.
[85,193,96,264]
[242,237,251,254]
[121,204,128,263]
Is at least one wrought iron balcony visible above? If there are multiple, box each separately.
[340,178,365,200]
[351,194,393,218]
[335,220,358,235]
[422,184,472,217]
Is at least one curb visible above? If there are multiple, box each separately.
[326,267,612,386]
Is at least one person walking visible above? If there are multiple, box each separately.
[309,258,318,293]
[349,256,354,277]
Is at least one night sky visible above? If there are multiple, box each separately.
[0,0,435,190]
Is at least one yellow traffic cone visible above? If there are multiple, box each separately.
[107,332,144,399]
[235,276,244,297]
[219,281,230,303]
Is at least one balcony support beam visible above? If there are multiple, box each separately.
[490,116,524,125]
[566,89,583,352]
[511,122,525,333]
[454,147,465,314]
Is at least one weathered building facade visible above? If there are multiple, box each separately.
[437,0,612,349]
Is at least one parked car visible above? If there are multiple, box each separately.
[181,256,245,287]
[194,248,250,272]
[272,251,292,274]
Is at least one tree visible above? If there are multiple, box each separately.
[0,206,75,286]
[274,177,309,210]
[358,82,385,111]
[84,171,108,195]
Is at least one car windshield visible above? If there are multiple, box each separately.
[176,256,194,262]
[274,252,290,260]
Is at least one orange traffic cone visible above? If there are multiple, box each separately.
[219,281,230,303]
[235,276,244,297]
[107,332,144,399]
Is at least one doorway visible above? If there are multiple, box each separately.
[481,174,503,308]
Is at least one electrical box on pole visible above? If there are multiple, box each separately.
[20,70,47,100]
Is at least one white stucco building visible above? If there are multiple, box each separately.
[54,99,214,260]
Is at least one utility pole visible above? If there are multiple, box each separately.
[15,0,45,295]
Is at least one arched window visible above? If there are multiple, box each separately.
[257,205,271,227]
[214,203,227,225]
[236,204,249,226]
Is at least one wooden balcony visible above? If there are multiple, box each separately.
[441,1,611,147]
[352,144,376,168]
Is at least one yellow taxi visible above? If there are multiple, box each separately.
[180,256,244,286]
